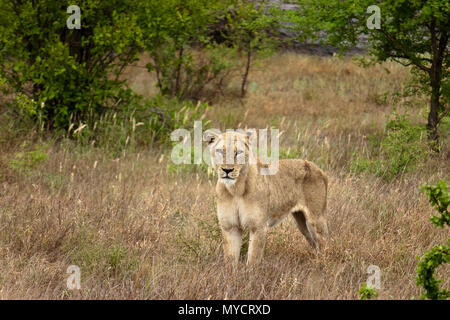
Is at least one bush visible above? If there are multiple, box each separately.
[0,0,143,131]
[166,145,212,177]
[68,94,210,155]
[358,283,379,300]
[9,143,48,175]
[0,0,284,139]
[138,0,237,100]
[138,0,283,100]
[351,112,429,181]
[416,180,449,300]
[223,0,281,97]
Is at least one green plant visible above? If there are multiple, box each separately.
[279,147,300,159]
[167,161,210,177]
[65,95,209,155]
[145,96,210,145]
[295,0,449,149]
[224,0,281,97]
[416,180,449,300]
[138,0,236,99]
[166,143,213,177]
[9,143,48,175]
[0,0,143,130]
[358,283,379,300]
[421,180,450,228]
[379,113,429,176]
[107,245,137,276]
[350,112,429,181]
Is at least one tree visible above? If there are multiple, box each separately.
[137,0,232,99]
[225,0,281,97]
[416,180,449,300]
[294,0,449,150]
[0,0,143,130]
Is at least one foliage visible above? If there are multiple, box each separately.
[166,146,212,177]
[0,0,143,130]
[69,94,209,155]
[421,180,450,228]
[416,242,450,300]
[279,147,300,159]
[223,0,282,97]
[9,143,48,175]
[358,283,379,300]
[295,0,450,147]
[138,0,236,99]
[0,0,285,138]
[351,112,429,181]
[137,0,283,99]
[416,180,449,300]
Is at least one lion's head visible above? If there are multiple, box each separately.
[205,130,253,186]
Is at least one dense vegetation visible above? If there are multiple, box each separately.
[293,0,450,150]
[0,0,279,135]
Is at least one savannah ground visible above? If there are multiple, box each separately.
[0,52,448,299]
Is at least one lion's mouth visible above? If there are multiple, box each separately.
[220,175,236,184]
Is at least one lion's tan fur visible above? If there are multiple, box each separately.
[207,131,329,266]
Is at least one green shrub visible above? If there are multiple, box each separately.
[416,244,450,300]
[9,143,48,175]
[358,283,379,300]
[69,95,210,155]
[351,112,429,181]
[223,0,281,97]
[0,0,143,130]
[138,0,237,99]
[279,147,300,159]
[416,180,449,300]
[138,0,282,99]
[0,0,283,139]
[166,147,211,177]
[421,180,450,228]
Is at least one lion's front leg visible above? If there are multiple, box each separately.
[217,201,242,267]
[221,226,242,267]
[247,227,267,266]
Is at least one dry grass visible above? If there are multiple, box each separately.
[0,52,448,299]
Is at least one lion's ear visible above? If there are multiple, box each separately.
[245,129,256,139]
[245,129,257,145]
[203,129,220,145]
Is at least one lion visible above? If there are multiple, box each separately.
[205,130,329,266]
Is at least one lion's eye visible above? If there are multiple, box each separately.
[216,149,223,154]
[236,150,243,156]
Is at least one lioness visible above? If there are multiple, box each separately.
[205,130,328,266]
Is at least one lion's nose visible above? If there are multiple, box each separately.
[222,168,234,174]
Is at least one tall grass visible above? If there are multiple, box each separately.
[0,52,448,299]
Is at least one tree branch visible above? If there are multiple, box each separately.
[378,29,431,74]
